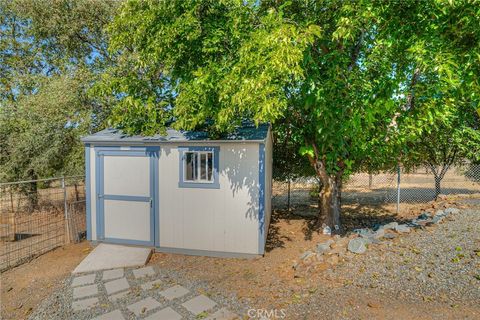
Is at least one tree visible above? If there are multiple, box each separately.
[401,101,480,199]
[99,0,480,232]
[0,0,117,182]
[0,0,118,210]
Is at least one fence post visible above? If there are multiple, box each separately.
[287,179,291,212]
[396,166,401,214]
[62,177,71,244]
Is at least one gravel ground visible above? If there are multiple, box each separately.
[287,205,480,319]
[338,208,479,304]
[28,265,247,320]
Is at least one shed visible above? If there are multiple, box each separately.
[81,123,272,257]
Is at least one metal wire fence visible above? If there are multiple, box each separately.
[272,164,480,215]
[0,176,86,272]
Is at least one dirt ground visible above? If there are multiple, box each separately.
[0,241,90,320]
[1,195,479,319]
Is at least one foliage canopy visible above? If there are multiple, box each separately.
[99,0,480,228]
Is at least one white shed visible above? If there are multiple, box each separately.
[81,123,272,257]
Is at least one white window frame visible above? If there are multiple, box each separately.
[183,150,215,183]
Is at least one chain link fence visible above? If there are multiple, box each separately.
[272,164,480,216]
[0,176,86,272]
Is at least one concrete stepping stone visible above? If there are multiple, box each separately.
[205,308,239,320]
[71,274,96,287]
[182,295,216,315]
[73,284,98,299]
[109,290,130,302]
[94,309,126,320]
[159,285,189,300]
[133,266,155,279]
[72,297,98,311]
[102,268,124,281]
[141,279,163,291]
[127,297,162,316]
[144,307,182,320]
[105,277,130,295]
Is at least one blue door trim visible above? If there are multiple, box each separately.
[103,194,151,202]
[94,146,159,246]
[85,144,92,240]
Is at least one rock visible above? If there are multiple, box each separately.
[432,215,444,224]
[348,238,367,254]
[322,225,332,235]
[380,222,398,230]
[410,218,431,227]
[356,228,384,244]
[300,251,314,260]
[418,212,431,220]
[394,224,411,233]
[353,228,372,236]
[444,207,460,215]
[435,209,446,217]
[372,228,385,239]
[316,240,334,253]
[383,233,397,239]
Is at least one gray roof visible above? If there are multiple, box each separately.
[81,123,269,144]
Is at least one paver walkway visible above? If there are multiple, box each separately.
[68,266,239,320]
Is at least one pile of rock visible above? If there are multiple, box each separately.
[293,207,461,275]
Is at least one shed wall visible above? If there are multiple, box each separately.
[158,143,261,255]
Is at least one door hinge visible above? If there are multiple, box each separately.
[150,198,153,208]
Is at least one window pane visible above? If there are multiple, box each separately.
[200,153,207,180]
[207,152,213,181]
[185,152,197,181]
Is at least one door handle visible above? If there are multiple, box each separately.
[98,194,104,199]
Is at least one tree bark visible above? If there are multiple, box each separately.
[318,173,342,232]
[310,157,343,233]
[307,143,344,233]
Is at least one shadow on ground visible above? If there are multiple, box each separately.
[265,203,414,253]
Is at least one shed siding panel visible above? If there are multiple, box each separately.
[158,143,260,254]
[103,156,150,196]
[103,200,151,241]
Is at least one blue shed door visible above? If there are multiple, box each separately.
[96,147,158,246]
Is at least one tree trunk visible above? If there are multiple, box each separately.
[317,172,343,233]
[307,143,344,234]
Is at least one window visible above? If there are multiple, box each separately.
[184,151,214,182]
[179,147,220,189]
